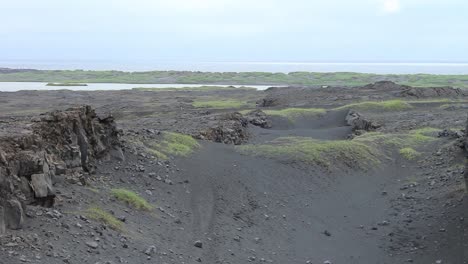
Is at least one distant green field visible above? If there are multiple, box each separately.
[1,69,468,88]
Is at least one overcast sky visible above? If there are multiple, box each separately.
[1,0,467,63]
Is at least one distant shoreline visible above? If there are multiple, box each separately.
[2,60,468,74]
[0,68,468,88]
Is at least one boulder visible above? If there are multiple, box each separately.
[5,199,24,230]
[197,112,249,145]
[245,110,272,129]
[30,173,54,198]
[345,110,380,132]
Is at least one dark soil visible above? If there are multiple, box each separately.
[0,81,467,264]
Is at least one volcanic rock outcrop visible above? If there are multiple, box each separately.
[0,105,122,232]
[196,112,249,145]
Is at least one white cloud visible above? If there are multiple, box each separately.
[382,0,401,13]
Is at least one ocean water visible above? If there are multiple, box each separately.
[0,82,271,92]
[2,60,468,74]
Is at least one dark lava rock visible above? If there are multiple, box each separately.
[363,81,411,91]
[244,109,272,128]
[363,81,465,98]
[194,240,203,248]
[196,112,249,145]
[438,129,463,139]
[0,105,123,232]
[400,85,464,98]
[257,97,281,107]
[345,110,380,132]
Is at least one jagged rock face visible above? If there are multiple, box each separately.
[33,106,123,172]
[0,105,123,233]
[197,112,249,145]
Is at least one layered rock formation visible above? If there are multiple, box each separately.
[0,105,122,232]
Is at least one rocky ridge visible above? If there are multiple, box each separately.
[0,105,122,233]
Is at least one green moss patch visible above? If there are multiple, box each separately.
[354,127,438,148]
[132,132,200,160]
[399,148,421,160]
[84,207,124,231]
[237,136,380,168]
[111,189,153,210]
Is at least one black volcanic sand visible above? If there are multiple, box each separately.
[0,83,467,264]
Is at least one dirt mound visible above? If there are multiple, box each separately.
[0,105,122,232]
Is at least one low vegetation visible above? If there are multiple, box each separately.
[111,188,152,210]
[263,108,326,120]
[144,132,200,159]
[3,69,468,88]
[84,206,124,231]
[354,127,438,148]
[399,147,421,160]
[238,127,441,168]
[335,100,412,111]
[237,136,380,168]
[192,99,248,109]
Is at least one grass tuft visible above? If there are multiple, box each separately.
[111,189,153,210]
[84,207,124,231]
[399,147,421,160]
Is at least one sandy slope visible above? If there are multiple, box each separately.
[0,83,466,263]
